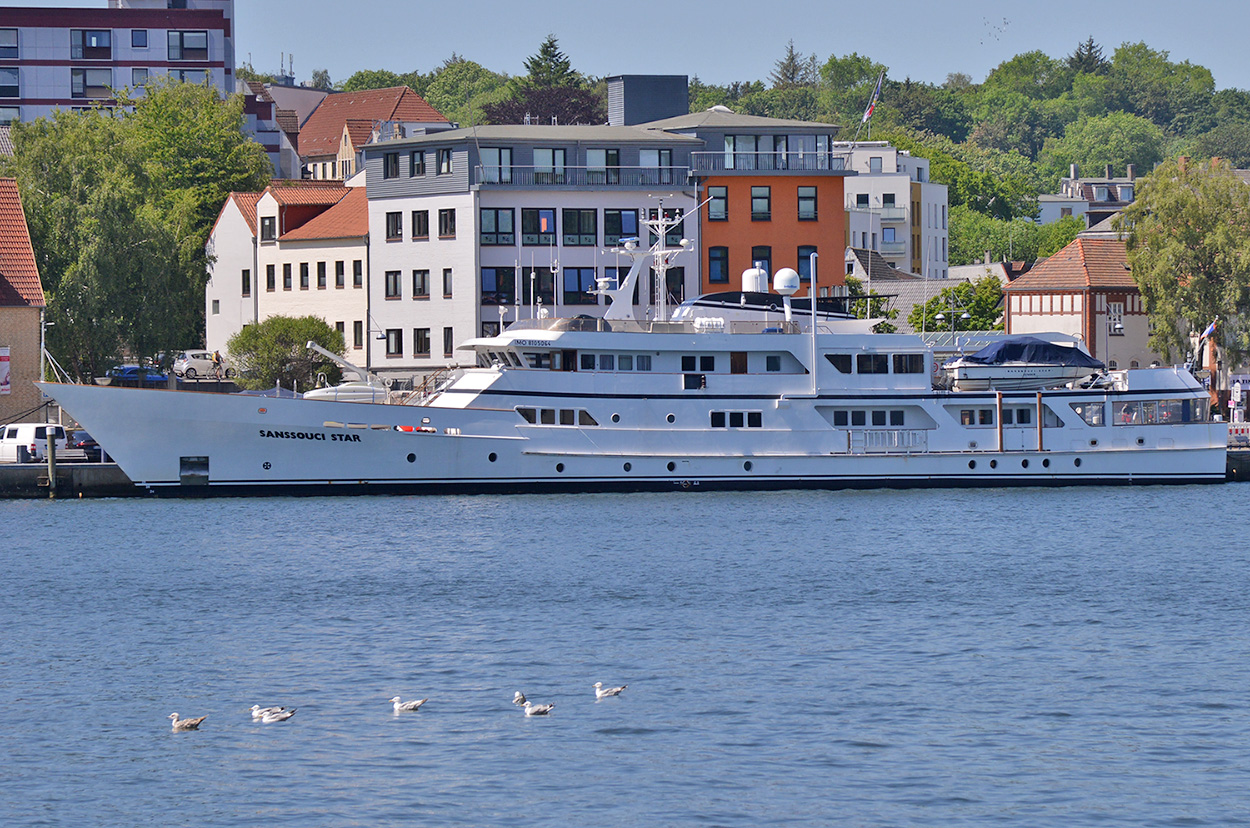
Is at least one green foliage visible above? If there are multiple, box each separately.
[908,276,1005,332]
[1038,111,1165,180]
[1068,37,1109,75]
[308,69,333,91]
[947,206,1082,266]
[881,79,970,142]
[522,35,579,89]
[689,77,764,112]
[1192,122,1250,168]
[885,130,1037,220]
[1119,158,1250,361]
[1108,42,1215,134]
[227,315,346,390]
[339,69,404,92]
[982,50,1074,100]
[421,57,509,126]
[844,275,898,333]
[739,87,824,122]
[236,62,276,84]
[482,84,604,125]
[770,40,818,89]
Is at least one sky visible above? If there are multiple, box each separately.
[19,0,1250,91]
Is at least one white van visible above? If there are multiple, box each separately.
[0,422,69,462]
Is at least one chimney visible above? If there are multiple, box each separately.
[984,250,991,265]
[1070,163,1079,179]
[1126,164,1136,181]
[1104,164,1113,178]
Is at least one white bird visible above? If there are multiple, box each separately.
[513,691,527,706]
[594,682,627,700]
[391,696,428,712]
[169,712,207,732]
[523,701,555,716]
[250,705,287,720]
[261,708,297,723]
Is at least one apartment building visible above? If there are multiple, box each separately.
[1041,163,1138,228]
[0,0,234,124]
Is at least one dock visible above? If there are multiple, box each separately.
[0,461,141,498]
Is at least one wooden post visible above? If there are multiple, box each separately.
[996,391,1004,452]
[1036,392,1044,452]
[46,428,57,499]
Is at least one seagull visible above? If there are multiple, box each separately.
[250,705,287,720]
[523,701,555,716]
[594,682,627,699]
[391,696,428,712]
[169,712,207,732]
[261,708,297,723]
[513,691,527,706]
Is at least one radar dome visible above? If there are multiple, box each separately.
[741,266,768,292]
[773,268,800,296]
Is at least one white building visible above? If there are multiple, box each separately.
[0,0,235,124]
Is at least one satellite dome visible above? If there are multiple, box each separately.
[773,268,800,296]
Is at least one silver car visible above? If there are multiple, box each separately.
[173,350,233,379]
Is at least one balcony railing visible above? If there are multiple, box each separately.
[878,240,907,255]
[846,205,908,222]
[475,165,690,187]
[691,151,851,173]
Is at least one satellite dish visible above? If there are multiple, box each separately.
[773,268,800,296]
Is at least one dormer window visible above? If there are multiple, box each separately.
[1119,185,1134,201]
[1094,186,1109,201]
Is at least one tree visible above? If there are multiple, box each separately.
[844,276,898,333]
[908,276,1005,332]
[1193,122,1250,168]
[1038,111,1165,180]
[236,61,276,84]
[339,69,404,92]
[421,57,509,126]
[947,207,1081,266]
[522,35,578,89]
[308,68,333,91]
[1119,158,1250,361]
[770,40,816,88]
[1067,37,1109,75]
[227,315,346,390]
[1107,42,1215,134]
[982,50,1073,100]
[482,85,604,125]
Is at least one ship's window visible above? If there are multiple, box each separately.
[1042,406,1064,428]
[889,410,904,426]
[824,354,852,373]
[581,353,596,370]
[1003,409,1014,425]
[729,411,744,428]
[731,352,748,374]
[872,410,887,426]
[600,354,615,371]
[517,407,536,423]
[523,352,551,369]
[560,409,575,425]
[636,355,652,371]
[1017,408,1032,425]
[619,355,633,371]
[711,411,726,428]
[857,354,889,374]
[979,409,994,425]
[681,355,696,372]
[540,409,556,425]
[1071,402,1104,426]
[747,411,762,428]
[700,356,715,372]
[509,353,522,367]
[766,355,781,372]
[893,353,925,374]
[578,410,598,426]
[833,411,848,426]
[851,411,866,426]
[960,409,975,425]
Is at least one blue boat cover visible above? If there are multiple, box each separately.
[958,337,1105,368]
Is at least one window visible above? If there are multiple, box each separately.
[480,147,512,183]
[335,322,345,339]
[586,148,619,183]
[283,263,292,290]
[563,268,596,305]
[751,186,771,221]
[443,327,454,357]
[383,152,400,179]
[798,186,817,220]
[604,209,638,246]
[299,262,309,289]
[522,208,556,245]
[265,265,275,291]
[352,260,363,288]
[131,67,148,87]
[411,269,429,298]
[480,208,514,245]
[0,107,17,125]
[131,29,147,48]
[409,150,425,176]
[636,355,652,371]
[481,267,515,305]
[1072,402,1105,427]
[751,246,771,276]
[71,68,112,99]
[482,321,501,338]
[167,30,208,61]
[437,148,452,174]
[766,355,781,372]
[872,410,887,426]
[385,211,402,240]
[0,29,16,60]
[353,321,363,349]
[335,261,345,288]
[797,246,816,282]
[211,299,219,315]
[521,267,555,305]
[441,268,455,297]
[71,30,111,60]
[241,269,251,297]
[414,328,431,356]
[1109,301,1124,333]
[708,247,729,284]
[869,156,882,173]
[385,270,402,299]
[412,210,429,240]
[893,353,925,374]
[857,354,889,374]
[438,208,456,238]
[562,209,597,246]
[856,193,869,208]
[386,329,403,357]
[534,147,566,183]
[640,147,674,183]
[700,356,715,372]
[882,226,896,243]
[173,69,207,84]
[317,261,326,289]
[851,411,866,426]
[825,354,852,373]
[0,67,16,97]
[260,216,276,241]
[708,186,728,221]
[833,411,848,426]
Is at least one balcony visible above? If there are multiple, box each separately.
[878,240,907,255]
[691,151,851,174]
[878,206,907,222]
[474,165,691,188]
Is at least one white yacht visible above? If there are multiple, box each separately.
[38,218,1227,495]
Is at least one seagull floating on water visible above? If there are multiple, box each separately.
[169,712,207,732]
[513,691,527,706]
[250,705,287,720]
[261,708,297,723]
[523,701,555,716]
[594,682,627,699]
[391,696,428,712]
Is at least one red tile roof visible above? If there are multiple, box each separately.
[281,187,368,241]
[343,118,375,151]
[208,191,263,240]
[0,178,44,307]
[1004,238,1135,292]
[298,87,447,159]
[268,183,349,206]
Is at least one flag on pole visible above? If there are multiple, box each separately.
[1201,320,1217,340]
[861,71,884,123]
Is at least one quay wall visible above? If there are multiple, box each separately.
[0,462,142,498]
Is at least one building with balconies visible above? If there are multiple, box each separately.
[0,0,234,124]
[1043,163,1137,228]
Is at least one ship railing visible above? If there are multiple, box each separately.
[399,367,460,406]
[861,429,929,453]
[504,317,803,335]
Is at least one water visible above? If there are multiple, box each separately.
[3,485,1250,827]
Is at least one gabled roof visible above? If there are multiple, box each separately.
[1003,237,1134,292]
[208,191,263,241]
[343,118,376,151]
[640,107,840,133]
[245,81,276,105]
[275,109,300,138]
[845,248,914,280]
[298,87,448,159]
[267,183,349,207]
[0,178,44,308]
[280,187,368,241]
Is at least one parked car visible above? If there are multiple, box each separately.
[106,364,168,386]
[173,350,233,379]
[70,430,104,462]
[0,422,69,462]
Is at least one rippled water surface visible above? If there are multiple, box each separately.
[4,485,1250,826]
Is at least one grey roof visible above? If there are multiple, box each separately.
[877,274,977,335]
[1080,213,1126,238]
[639,107,841,133]
[373,124,703,149]
[846,248,914,280]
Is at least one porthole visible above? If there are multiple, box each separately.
[968,460,976,470]
[1090,439,1098,447]
[989,459,998,469]
[666,413,676,424]
[1074,458,1082,467]
[1042,458,1050,468]
[744,461,753,471]
[623,462,631,472]
[406,453,416,463]
[667,461,676,472]
[556,463,565,473]
[611,413,620,423]
[1022,459,1029,469]
[1137,437,1145,446]
[488,453,497,463]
